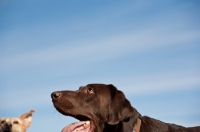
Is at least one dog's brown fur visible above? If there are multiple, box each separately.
[0,110,35,132]
[51,83,200,132]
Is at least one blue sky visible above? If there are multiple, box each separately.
[0,0,200,131]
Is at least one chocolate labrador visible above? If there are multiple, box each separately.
[51,83,200,132]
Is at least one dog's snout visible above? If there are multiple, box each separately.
[5,122,12,128]
[51,92,61,99]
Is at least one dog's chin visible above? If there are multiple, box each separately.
[53,103,95,132]
[62,120,95,132]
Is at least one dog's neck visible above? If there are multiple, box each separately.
[133,118,141,132]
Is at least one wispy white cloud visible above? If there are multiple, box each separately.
[0,1,199,132]
[1,0,199,71]
[1,27,199,70]
[0,82,80,110]
[124,75,200,95]
[116,70,200,96]
[1,69,199,110]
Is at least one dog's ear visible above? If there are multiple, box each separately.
[19,110,35,128]
[107,85,140,125]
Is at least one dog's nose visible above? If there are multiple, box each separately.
[51,92,61,99]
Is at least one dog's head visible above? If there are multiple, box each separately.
[51,83,140,132]
[0,110,35,132]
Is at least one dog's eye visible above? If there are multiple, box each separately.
[1,120,6,124]
[87,87,94,94]
[13,121,19,124]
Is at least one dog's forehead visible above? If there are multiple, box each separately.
[0,118,21,123]
[87,83,108,89]
[11,118,21,123]
[0,118,11,123]
[86,84,113,93]
[4,118,12,122]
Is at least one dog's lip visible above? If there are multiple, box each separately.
[52,102,95,131]
[74,115,91,121]
[62,120,94,132]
